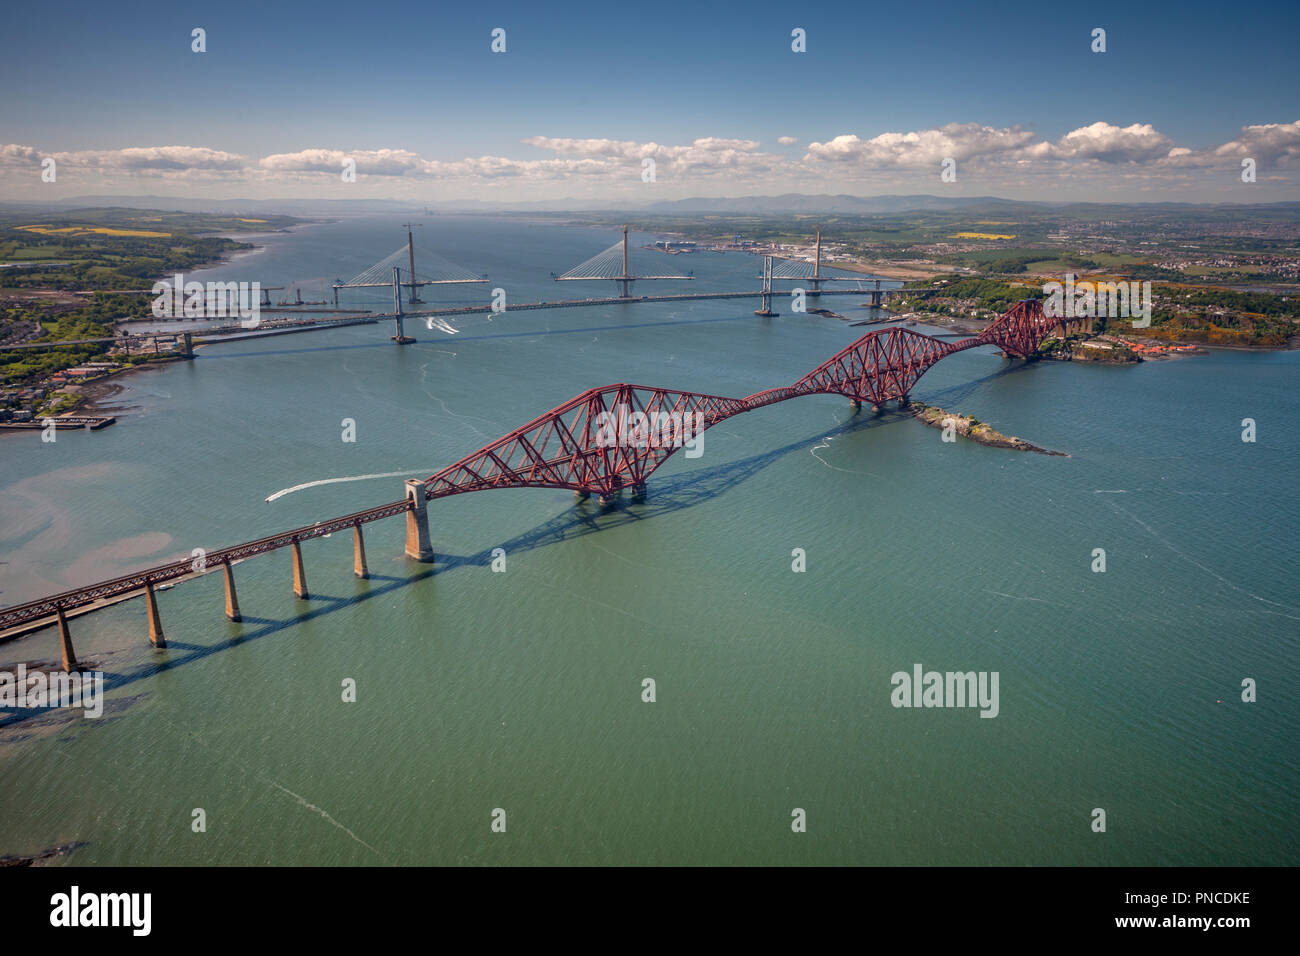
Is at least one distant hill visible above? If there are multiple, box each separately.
[641,194,1037,214]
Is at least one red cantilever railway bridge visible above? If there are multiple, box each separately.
[1,300,1072,666]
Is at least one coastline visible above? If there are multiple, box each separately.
[66,362,166,414]
[0,357,178,432]
[2,222,315,421]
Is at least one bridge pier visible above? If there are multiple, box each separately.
[898,395,910,409]
[630,483,647,502]
[56,606,78,672]
[871,403,881,413]
[291,540,309,599]
[404,479,434,562]
[849,399,861,412]
[145,581,166,648]
[574,489,590,501]
[353,524,369,579]
[223,562,241,622]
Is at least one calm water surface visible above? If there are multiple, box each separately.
[1,216,1295,865]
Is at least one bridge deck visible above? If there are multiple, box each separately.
[0,497,412,638]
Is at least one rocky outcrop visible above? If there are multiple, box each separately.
[908,402,1067,456]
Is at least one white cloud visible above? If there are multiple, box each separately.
[56,145,246,170]
[1039,122,1175,163]
[520,135,774,176]
[777,136,798,146]
[1214,120,1300,167]
[0,143,43,165]
[2,120,1298,201]
[260,148,430,176]
[805,123,1038,167]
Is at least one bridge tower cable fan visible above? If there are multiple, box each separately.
[758,227,887,306]
[332,228,487,310]
[554,225,694,299]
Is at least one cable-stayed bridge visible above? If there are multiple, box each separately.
[553,224,693,297]
[331,224,487,308]
[304,226,910,343]
[38,227,929,354]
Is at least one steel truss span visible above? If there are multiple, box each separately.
[0,300,1064,633]
[421,299,1064,501]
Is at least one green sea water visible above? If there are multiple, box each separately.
[1,216,1295,865]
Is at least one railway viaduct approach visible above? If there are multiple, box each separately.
[1,299,1076,668]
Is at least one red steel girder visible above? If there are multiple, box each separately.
[4,301,1069,633]
[976,299,1064,357]
[424,384,745,500]
[420,301,1062,500]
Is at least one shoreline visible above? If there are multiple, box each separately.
[16,359,175,427]
[66,358,180,415]
[2,222,312,420]
[184,218,328,277]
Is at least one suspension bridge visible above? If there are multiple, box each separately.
[1,298,1081,666]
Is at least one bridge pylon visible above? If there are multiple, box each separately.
[555,224,693,297]
[405,479,434,562]
[402,223,424,304]
[755,256,778,316]
[391,266,415,344]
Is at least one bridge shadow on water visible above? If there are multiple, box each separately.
[918,353,1032,409]
[436,355,1027,575]
[435,409,896,575]
[2,361,1027,730]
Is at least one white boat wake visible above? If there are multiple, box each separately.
[265,470,429,502]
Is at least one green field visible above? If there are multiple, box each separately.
[0,206,303,290]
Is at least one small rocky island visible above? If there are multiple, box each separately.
[907,402,1067,456]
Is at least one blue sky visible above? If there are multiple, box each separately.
[2,0,1298,201]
